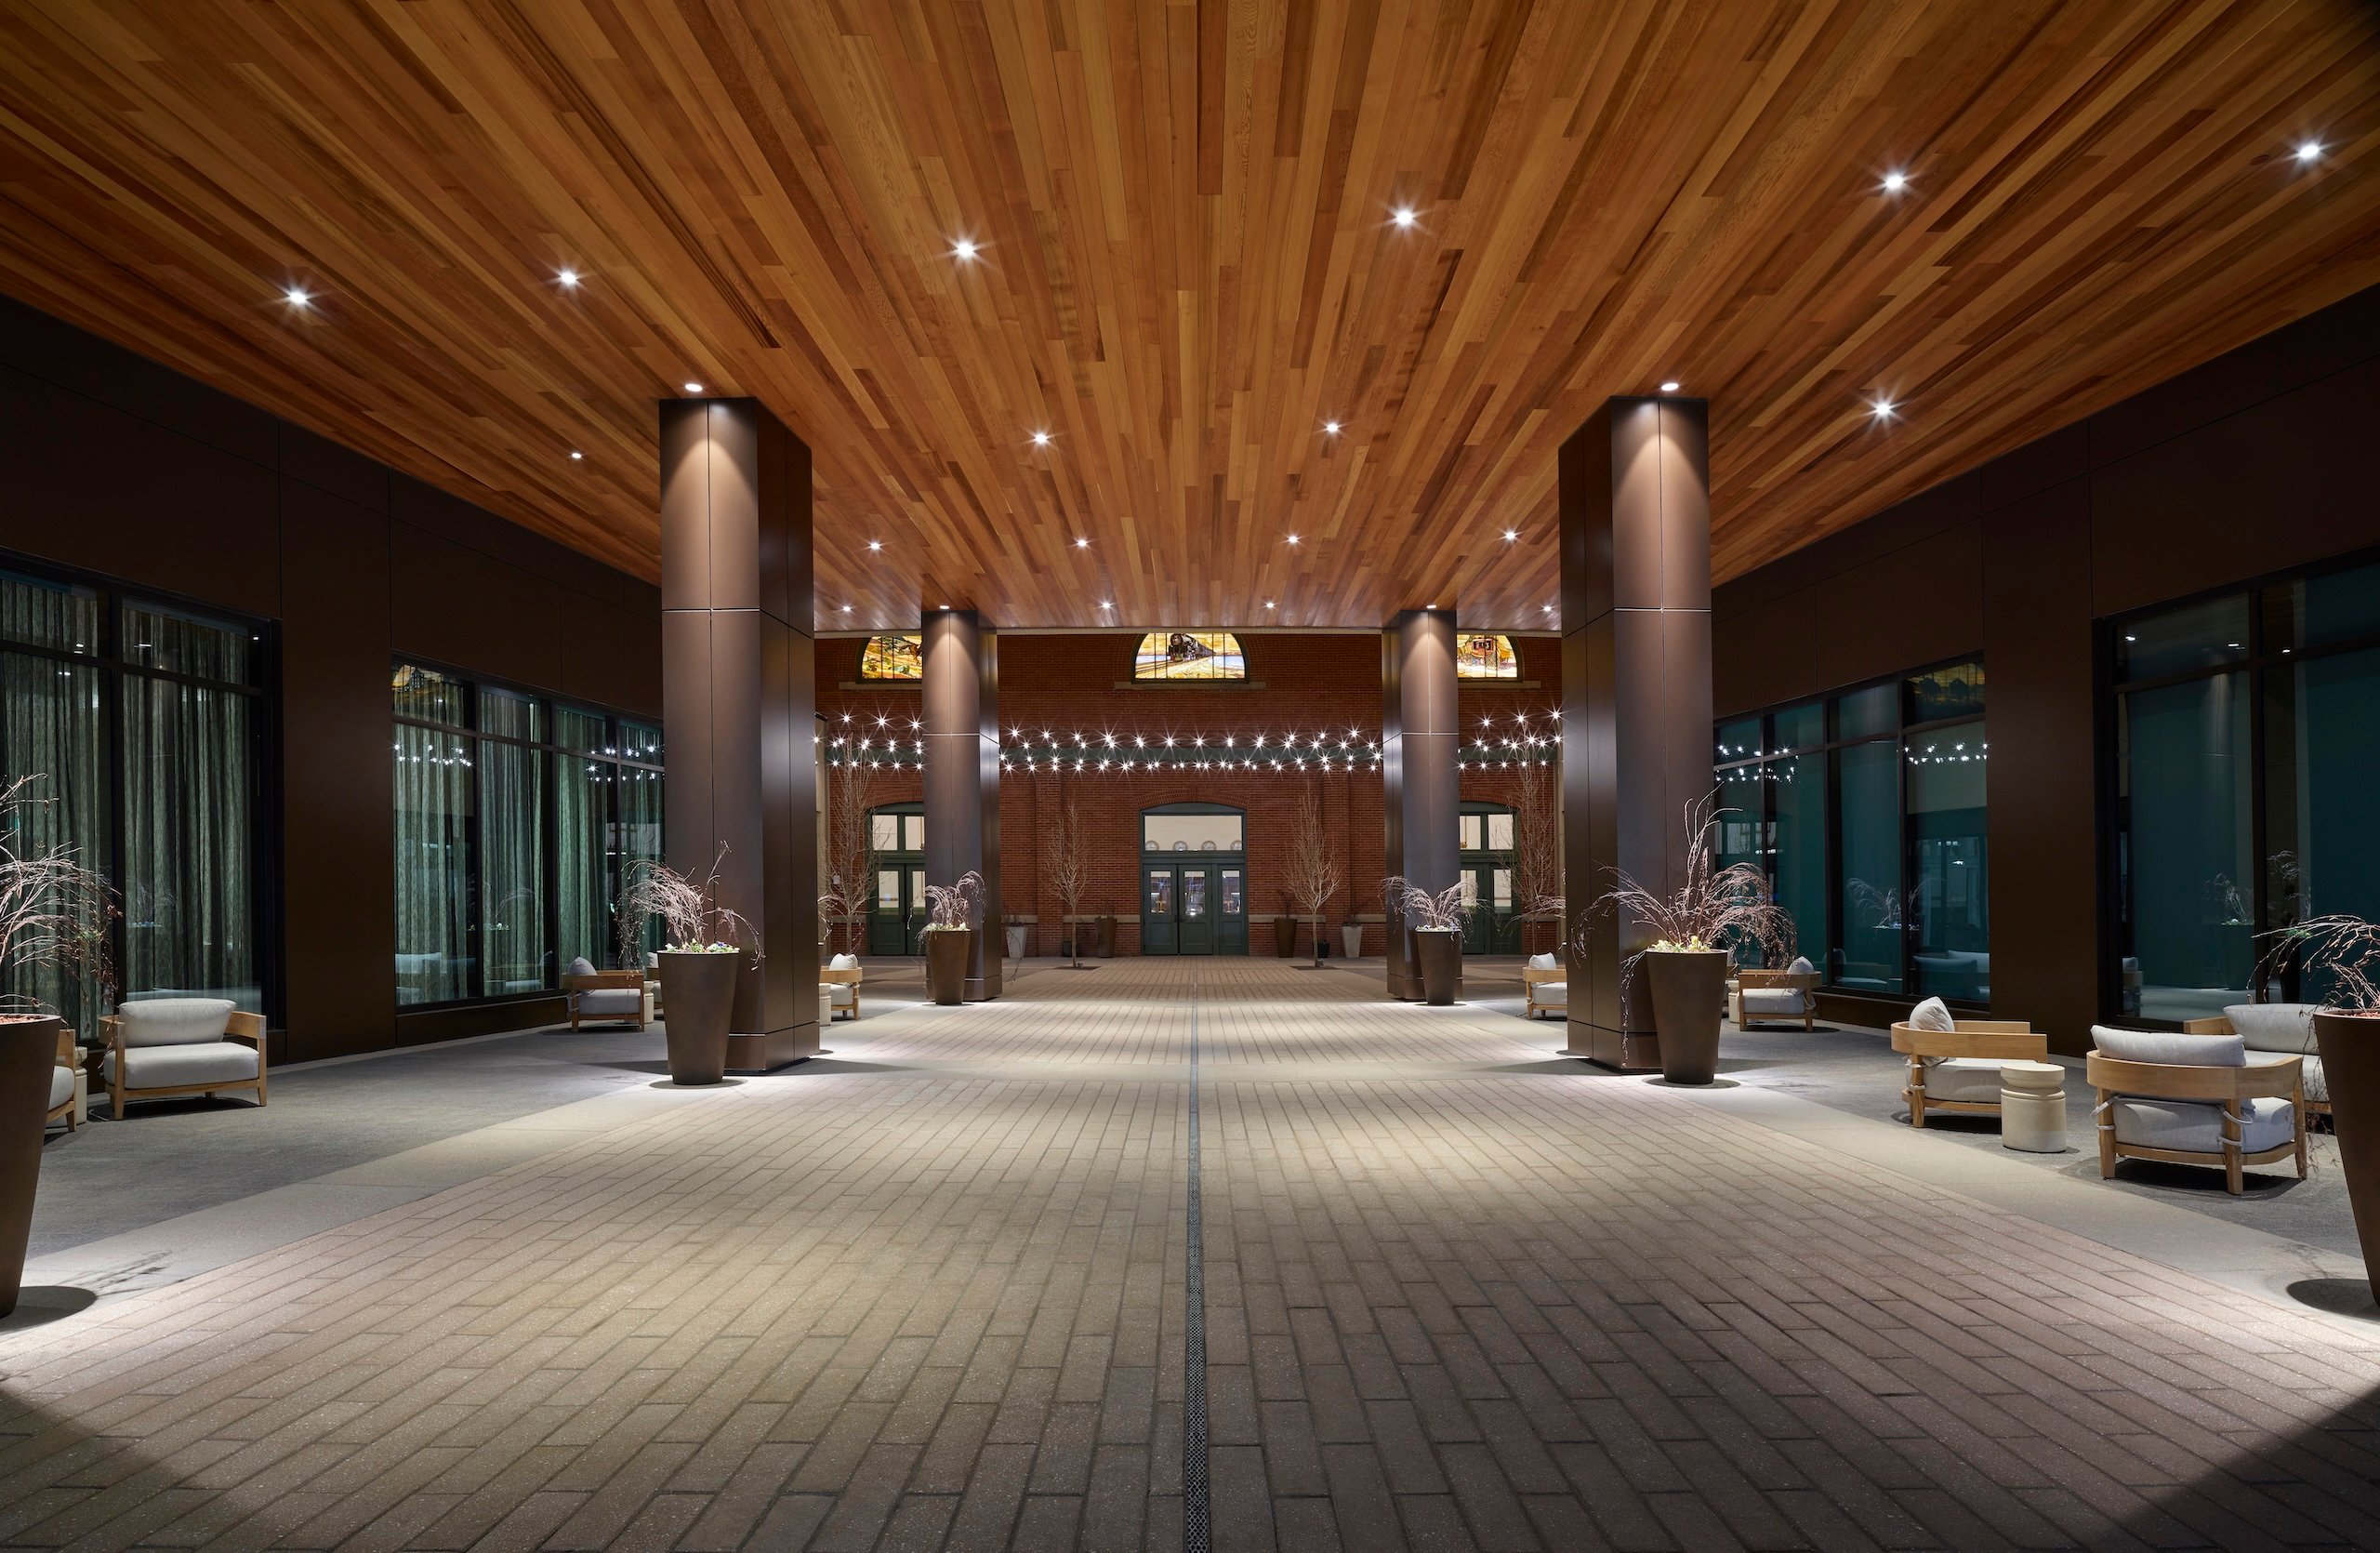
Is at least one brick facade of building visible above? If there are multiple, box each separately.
[819,631,1563,959]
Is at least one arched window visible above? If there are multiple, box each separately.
[1455,632,1517,679]
[1133,630,1245,681]
[859,633,922,680]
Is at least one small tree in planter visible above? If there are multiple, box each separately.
[1512,754,1564,955]
[1287,785,1342,967]
[817,762,877,959]
[1384,876,1470,1004]
[1046,796,1094,968]
[0,776,117,1312]
[1577,793,1795,1084]
[2257,916,2380,1267]
[922,870,984,1005]
[617,845,757,1085]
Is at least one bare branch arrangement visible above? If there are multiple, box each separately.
[1574,791,1796,1002]
[1286,785,1343,965]
[0,776,118,1018]
[2256,915,2380,1014]
[1512,755,1564,953]
[1045,794,1094,966]
[817,762,878,957]
[1384,876,1470,934]
[923,870,985,932]
[617,843,759,963]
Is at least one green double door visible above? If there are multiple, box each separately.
[1142,861,1247,954]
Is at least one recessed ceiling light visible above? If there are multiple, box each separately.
[284,287,311,307]
[952,237,979,260]
[1501,529,1518,543]
[840,604,852,612]
[1542,603,1555,613]
[1323,420,1342,435]
[1871,398,1896,418]
[1391,207,1418,229]
[1264,600,1276,609]
[1659,381,1681,392]
[2297,141,2323,163]
[1285,533,1301,546]
[683,382,704,393]
[1073,537,1089,549]
[1881,170,1908,192]
[1031,431,1051,446]
[557,269,579,288]
[1099,600,1112,610]
[866,539,883,552]
[568,450,583,460]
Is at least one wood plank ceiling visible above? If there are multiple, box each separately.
[0,2,2374,630]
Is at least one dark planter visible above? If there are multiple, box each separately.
[1646,950,1730,1084]
[1414,928,1461,1005]
[2317,1011,2380,1265]
[1095,916,1117,958]
[655,952,736,1084]
[926,928,972,1005]
[1271,916,1296,957]
[0,1015,56,1316]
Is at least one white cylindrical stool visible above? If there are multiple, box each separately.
[1999,1060,2068,1152]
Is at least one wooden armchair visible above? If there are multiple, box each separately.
[1732,969,1820,1030]
[1889,1019,2047,1128]
[562,968,648,1031]
[1522,958,1567,1020]
[2184,1008,2328,1120]
[821,965,863,1020]
[46,1026,81,1132]
[101,1000,268,1115]
[2088,1027,2307,1195]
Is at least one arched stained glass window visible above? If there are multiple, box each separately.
[1455,631,1517,679]
[859,633,922,680]
[1133,630,1245,681]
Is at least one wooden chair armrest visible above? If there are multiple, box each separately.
[226,1010,268,1065]
[2182,1016,2238,1035]
[99,1015,123,1052]
[820,968,862,986]
[563,971,646,990]
[2237,1055,2306,1101]
[2086,1053,2266,1101]
[54,1027,76,1066]
[1955,1020,2033,1034]
[1892,1025,2044,1061]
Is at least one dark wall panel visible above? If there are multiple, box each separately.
[0,297,279,465]
[559,604,665,718]
[390,523,563,692]
[1811,524,1984,693]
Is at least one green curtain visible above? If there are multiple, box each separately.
[393,721,475,1003]
[120,676,255,1007]
[553,709,613,969]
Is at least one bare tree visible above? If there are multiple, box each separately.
[1287,783,1342,966]
[1046,790,1094,966]
[817,760,877,958]
[1512,753,1564,954]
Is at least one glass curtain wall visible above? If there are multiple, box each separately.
[1712,659,1988,1002]
[2115,557,2380,1020]
[0,572,261,1034]
[393,664,662,1005]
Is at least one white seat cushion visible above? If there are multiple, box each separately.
[1739,989,1810,1015]
[114,998,234,1047]
[2111,1095,2295,1155]
[1531,980,1567,1007]
[104,1042,258,1089]
[1920,1057,2005,1104]
[829,983,856,1009]
[49,1066,73,1110]
[2093,1026,2244,1067]
[574,989,643,1016]
[829,952,860,971]
[2224,1003,2318,1055]
[1527,951,1557,972]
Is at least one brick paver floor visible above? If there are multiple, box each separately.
[1,959,2376,1549]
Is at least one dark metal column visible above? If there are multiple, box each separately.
[923,609,1001,999]
[1561,396,1714,1069]
[1382,609,1460,999]
[658,397,819,1070]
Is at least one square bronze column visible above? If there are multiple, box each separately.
[658,397,820,1069]
[1383,609,1460,1000]
[923,609,1000,999]
[1561,397,1713,1069]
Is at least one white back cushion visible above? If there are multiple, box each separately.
[114,998,233,1048]
[829,953,859,971]
[1909,996,1955,1032]
[567,956,598,977]
[2093,1026,2244,1068]
[2224,1003,2317,1055]
[1789,956,1815,976]
[1527,951,1557,972]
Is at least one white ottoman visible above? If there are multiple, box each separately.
[2000,1060,2067,1153]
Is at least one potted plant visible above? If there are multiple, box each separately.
[1004,917,1028,962]
[617,845,756,1085]
[1341,918,1365,961]
[1286,785,1343,969]
[923,871,984,1005]
[0,776,116,1315]
[2262,917,2380,1265]
[1385,877,1468,1005]
[1046,796,1096,970]
[1580,794,1794,1085]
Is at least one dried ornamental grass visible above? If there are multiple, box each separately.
[617,843,758,963]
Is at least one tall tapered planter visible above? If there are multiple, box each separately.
[0,1015,56,1316]
[1413,928,1461,1006]
[655,953,735,1084]
[2316,1011,2380,1266]
[1646,949,1729,1084]
[925,928,972,1005]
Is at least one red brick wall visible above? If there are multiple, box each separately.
[819,631,1561,957]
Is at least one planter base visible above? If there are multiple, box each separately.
[1413,930,1462,1006]
[0,1016,58,1317]
[1647,950,1730,1085]
[2318,1011,2380,1266]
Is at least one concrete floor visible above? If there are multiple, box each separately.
[1,956,2373,1550]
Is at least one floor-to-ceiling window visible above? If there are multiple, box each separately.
[2113,555,2380,1022]
[1712,658,1988,1003]
[0,567,263,1033]
[392,663,661,1005]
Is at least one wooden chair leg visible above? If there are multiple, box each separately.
[2096,1089,2117,1178]
[2295,1090,2308,1180]
[1907,1057,1926,1128]
[2225,1109,2244,1196]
